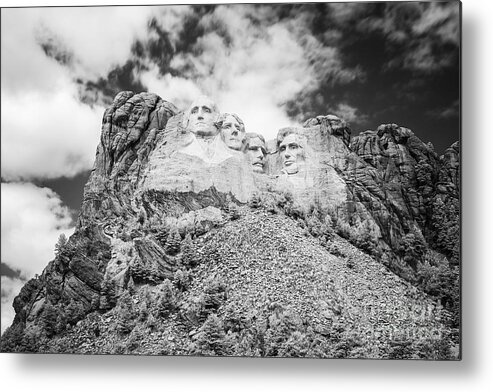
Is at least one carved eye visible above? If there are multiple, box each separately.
[191,107,198,114]
[203,106,211,113]
[280,145,286,152]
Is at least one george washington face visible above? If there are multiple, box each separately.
[185,96,219,137]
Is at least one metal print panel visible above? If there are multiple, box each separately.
[0,1,461,359]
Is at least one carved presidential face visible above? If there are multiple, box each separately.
[279,133,303,174]
[221,114,245,150]
[186,96,219,137]
[246,137,266,173]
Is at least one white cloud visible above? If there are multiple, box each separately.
[412,2,460,44]
[1,9,71,96]
[1,182,74,279]
[150,4,360,141]
[333,103,361,124]
[1,276,25,334]
[1,7,155,180]
[2,7,155,84]
[141,67,202,110]
[358,2,459,73]
[1,84,104,180]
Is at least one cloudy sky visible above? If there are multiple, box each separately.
[0,1,460,333]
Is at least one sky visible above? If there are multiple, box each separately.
[0,1,460,333]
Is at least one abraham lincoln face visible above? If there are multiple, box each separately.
[279,133,304,174]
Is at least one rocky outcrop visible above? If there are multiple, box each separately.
[78,91,178,228]
[437,141,460,197]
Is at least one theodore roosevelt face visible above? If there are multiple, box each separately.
[186,96,219,137]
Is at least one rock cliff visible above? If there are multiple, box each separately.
[0,92,460,359]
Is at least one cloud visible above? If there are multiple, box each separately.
[3,5,365,151]
[427,99,460,119]
[327,2,376,26]
[1,4,372,181]
[333,103,367,124]
[2,7,156,83]
[1,7,156,180]
[1,9,71,96]
[1,276,26,334]
[141,66,203,110]
[356,2,459,73]
[398,42,454,73]
[412,2,460,44]
[1,182,74,279]
[1,84,104,180]
[141,4,362,140]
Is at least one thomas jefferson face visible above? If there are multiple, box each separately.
[279,133,303,174]
[187,96,219,137]
[221,114,245,150]
[246,137,266,173]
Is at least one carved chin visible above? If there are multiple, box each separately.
[252,163,264,173]
[226,141,242,150]
[284,163,298,174]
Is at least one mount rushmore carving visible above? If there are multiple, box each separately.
[144,94,342,209]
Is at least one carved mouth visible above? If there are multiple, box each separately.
[253,161,264,167]
[284,160,295,166]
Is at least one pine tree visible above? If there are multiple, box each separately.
[40,303,58,337]
[116,292,136,335]
[154,279,177,318]
[137,207,147,225]
[54,233,68,256]
[149,264,163,284]
[181,233,198,268]
[90,294,100,311]
[127,276,136,295]
[165,226,182,255]
[174,269,192,291]
[194,314,227,355]
[55,312,68,334]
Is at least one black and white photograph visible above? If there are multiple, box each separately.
[1,1,461,361]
